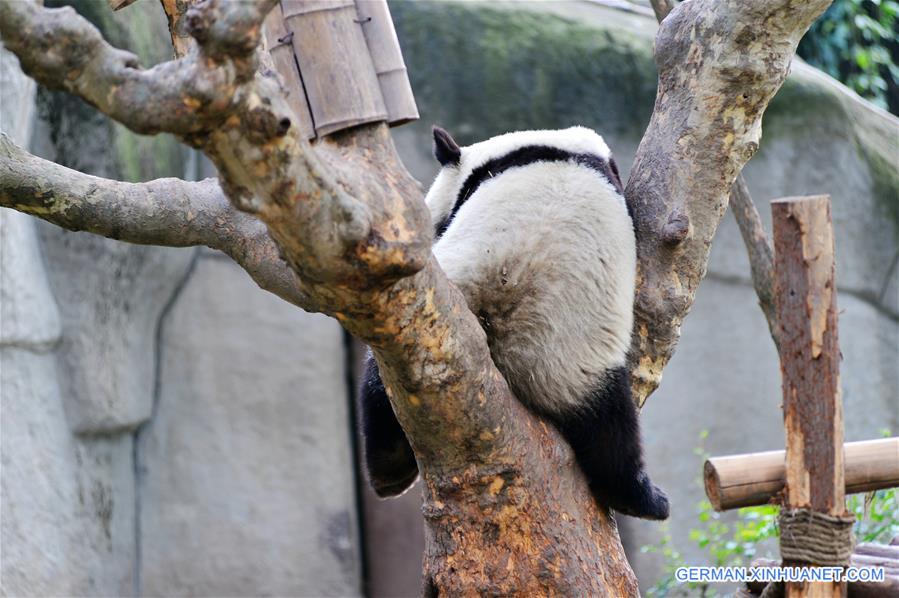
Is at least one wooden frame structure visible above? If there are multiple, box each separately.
[705,196,899,597]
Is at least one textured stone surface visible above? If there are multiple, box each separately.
[0,209,61,351]
[137,255,361,597]
[2,39,136,598]
[0,349,136,597]
[1,45,139,584]
[710,64,899,317]
[3,3,192,595]
[35,224,194,433]
[27,0,196,434]
[0,45,60,351]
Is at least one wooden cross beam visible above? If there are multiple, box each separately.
[704,437,899,511]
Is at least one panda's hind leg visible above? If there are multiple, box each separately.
[360,354,419,497]
[553,367,669,520]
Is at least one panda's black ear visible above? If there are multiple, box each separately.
[607,156,624,193]
[433,126,461,167]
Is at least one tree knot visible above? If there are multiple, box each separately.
[662,211,691,245]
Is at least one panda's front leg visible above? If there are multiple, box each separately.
[359,353,419,497]
[553,367,670,520]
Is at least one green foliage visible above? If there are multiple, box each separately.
[643,430,899,597]
[849,488,899,542]
[798,0,899,113]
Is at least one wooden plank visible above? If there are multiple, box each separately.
[282,0,387,136]
[772,195,846,598]
[354,0,418,126]
[704,438,899,511]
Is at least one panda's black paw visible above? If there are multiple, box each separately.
[610,473,670,520]
[371,465,420,498]
[632,484,670,521]
[365,437,419,498]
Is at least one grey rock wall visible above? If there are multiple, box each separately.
[137,253,361,597]
[2,37,138,596]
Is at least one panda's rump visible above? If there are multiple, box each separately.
[433,162,636,415]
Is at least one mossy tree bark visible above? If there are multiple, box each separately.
[0,0,831,594]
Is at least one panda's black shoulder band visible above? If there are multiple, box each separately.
[436,145,623,238]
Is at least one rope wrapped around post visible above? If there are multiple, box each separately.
[755,509,855,598]
[778,508,856,567]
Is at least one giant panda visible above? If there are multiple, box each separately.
[360,125,669,520]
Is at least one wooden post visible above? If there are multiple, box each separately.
[772,195,847,598]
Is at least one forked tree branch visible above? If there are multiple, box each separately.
[0,0,508,459]
[626,0,830,405]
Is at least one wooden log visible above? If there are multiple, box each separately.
[704,438,899,511]
[281,0,387,137]
[773,195,846,598]
[261,3,316,140]
[353,0,418,126]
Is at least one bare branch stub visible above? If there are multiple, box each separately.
[160,0,202,58]
[731,177,779,349]
[626,0,833,406]
[649,0,676,22]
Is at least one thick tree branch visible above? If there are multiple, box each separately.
[649,0,780,355]
[0,135,237,249]
[627,0,832,406]
[0,134,307,307]
[0,0,270,136]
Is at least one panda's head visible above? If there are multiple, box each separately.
[424,125,623,237]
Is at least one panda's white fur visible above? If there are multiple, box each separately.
[359,125,669,520]
[425,127,612,228]
[426,127,635,416]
